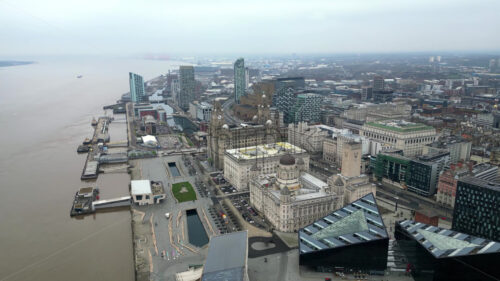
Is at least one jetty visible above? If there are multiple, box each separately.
[70,186,131,217]
[70,187,99,216]
[81,117,112,180]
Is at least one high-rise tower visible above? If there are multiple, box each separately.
[179,66,195,111]
[129,72,146,103]
[234,58,246,103]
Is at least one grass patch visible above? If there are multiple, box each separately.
[172,182,197,202]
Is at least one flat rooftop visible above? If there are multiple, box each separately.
[131,180,152,195]
[225,142,305,161]
[365,120,434,133]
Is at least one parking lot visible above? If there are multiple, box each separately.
[157,134,182,150]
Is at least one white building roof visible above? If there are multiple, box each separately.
[300,173,328,189]
[131,180,152,195]
[226,142,305,161]
[142,135,158,145]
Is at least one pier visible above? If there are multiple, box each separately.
[93,196,131,209]
[70,187,131,217]
[81,116,121,180]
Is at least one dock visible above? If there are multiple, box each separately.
[70,187,99,216]
[81,117,113,180]
[70,187,131,217]
[93,196,131,209]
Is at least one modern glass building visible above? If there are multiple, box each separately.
[291,93,323,123]
[374,152,410,184]
[374,151,449,197]
[452,176,500,241]
[234,58,246,104]
[129,72,146,103]
[395,219,500,281]
[298,193,389,272]
[179,66,195,111]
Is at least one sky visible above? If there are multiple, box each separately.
[1,0,500,57]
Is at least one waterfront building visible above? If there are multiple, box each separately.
[129,72,146,103]
[299,193,389,272]
[179,65,195,111]
[327,142,376,205]
[224,142,309,190]
[201,231,249,281]
[361,120,437,157]
[249,154,341,232]
[291,93,323,123]
[452,176,500,241]
[207,102,281,170]
[130,180,165,205]
[288,122,328,153]
[395,219,500,281]
[234,58,246,103]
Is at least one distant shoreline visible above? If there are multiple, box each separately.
[0,60,35,67]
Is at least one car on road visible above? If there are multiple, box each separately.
[165,212,170,219]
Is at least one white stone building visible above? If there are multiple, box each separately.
[322,131,369,165]
[250,154,341,233]
[288,122,329,153]
[327,142,376,206]
[224,142,309,190]
[361,120,437,157]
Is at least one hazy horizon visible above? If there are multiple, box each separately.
[1,0,500,57]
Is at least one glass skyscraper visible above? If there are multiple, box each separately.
[129,72,145,103]
[179,66,195,111]
[234,58,246,103]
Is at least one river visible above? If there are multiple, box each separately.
[0,56,181,281]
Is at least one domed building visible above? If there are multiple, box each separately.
[224,142,309,191]
[250,154,342,233]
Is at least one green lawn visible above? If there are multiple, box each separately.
[172,182,197,202]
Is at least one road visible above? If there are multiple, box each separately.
[375,181,453,219]
[222,98,242,125]
[133,155,220,281]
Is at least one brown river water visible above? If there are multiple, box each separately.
[0,56,180,281]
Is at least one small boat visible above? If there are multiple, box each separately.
[77,145,90,153]
[77,75,83,78]
[82,138,91,145]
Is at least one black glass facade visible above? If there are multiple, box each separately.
[452,177,500,241]
[299,238,389,271]
[395,220,500,281]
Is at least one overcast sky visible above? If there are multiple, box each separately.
[1,0,500,57]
